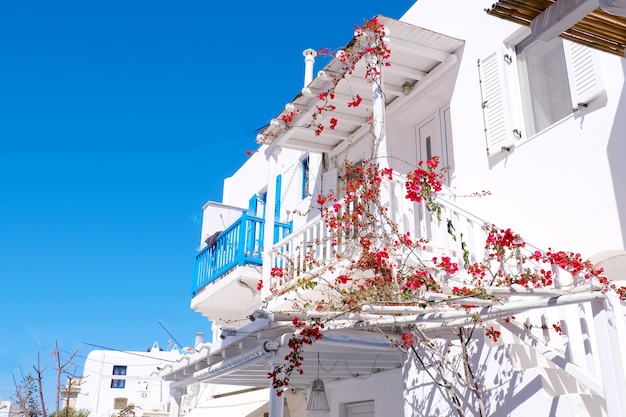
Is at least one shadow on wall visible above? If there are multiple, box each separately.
[402,330,606,416]
[607,58,626,249]
[403,333,522,416]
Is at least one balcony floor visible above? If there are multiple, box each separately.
[191,265,262,323]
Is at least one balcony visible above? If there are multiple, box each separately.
[191,210,291,321]
[265,172,569,309]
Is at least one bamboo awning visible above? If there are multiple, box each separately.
[487,0,626,57]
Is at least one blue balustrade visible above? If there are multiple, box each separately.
[191,213,292,296]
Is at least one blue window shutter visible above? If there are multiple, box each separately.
[478,51,514,155]
[274,174,282,220]
[248,195,258,215]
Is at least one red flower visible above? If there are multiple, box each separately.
[281,111,297,124]
[314,124,324,136]
[401,332,414,347]
[317,48,330,56]
[335,274,352,285]
[329,117,338,130]
[485,326,501,342]
[347,94,362,107]
[433,256,459,275]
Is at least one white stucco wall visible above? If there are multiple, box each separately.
[220,145,321,229]
[222,146,270,209]
[402,329,607,417]
[323,369,404,417]
[399,0,626,259]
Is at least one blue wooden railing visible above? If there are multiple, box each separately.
[192,212,292,296]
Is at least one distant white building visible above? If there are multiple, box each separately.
[76,343,179,417]
[0,401,18,417]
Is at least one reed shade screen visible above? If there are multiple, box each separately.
[486,0,626,57]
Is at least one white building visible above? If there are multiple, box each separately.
[164,1,626,416]
[76,343,180,417]
[0,401,18,417]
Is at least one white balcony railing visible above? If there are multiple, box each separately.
[268,172,567,295]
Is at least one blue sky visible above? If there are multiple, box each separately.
[0,0,414,405]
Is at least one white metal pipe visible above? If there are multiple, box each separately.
[315,332,396,351]
[357,292,605,328]
[485,283,603,296]
[193,340,278,382]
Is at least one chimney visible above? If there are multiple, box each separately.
[194,332,204,348]
[303,48,317,87]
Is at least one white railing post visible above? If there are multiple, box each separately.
[263,147,281,297]
[591,296,626,415]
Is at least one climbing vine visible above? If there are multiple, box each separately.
[258,16,626,417]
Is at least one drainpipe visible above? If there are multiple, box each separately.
[303,49,317,88]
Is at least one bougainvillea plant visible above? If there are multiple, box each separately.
[267,155,624,415]
[257,16,626,417]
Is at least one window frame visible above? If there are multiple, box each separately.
[515,35,574,137]
[112,365,127,376]
[301,155,310,200]
[477,27,604,154]
[110,379,126,389]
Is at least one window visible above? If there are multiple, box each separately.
[478,35,602,155]
[516,36,572,136]
[111,379,126,389]
[301,156,310,199]
[113,398,128,409]
[416,108,452,185]
[111,365,126,389]
[112,365,127,375]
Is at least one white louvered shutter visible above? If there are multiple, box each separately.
[478,51,514,156]
[563,40,604,110]
[322,167,338,195]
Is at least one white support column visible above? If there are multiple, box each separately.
[168,390,183,417]
[262,147,281,296]
[268,365,285,417]
[591,297,626,416]
[371,54,388,168]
